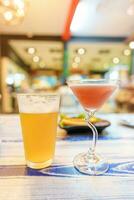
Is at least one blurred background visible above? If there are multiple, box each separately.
[0,0,134,114]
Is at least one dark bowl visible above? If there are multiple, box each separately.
[59,120,111,134]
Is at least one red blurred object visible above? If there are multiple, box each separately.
[62,0,79,41]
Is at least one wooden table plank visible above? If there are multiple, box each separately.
[0,176,134,200]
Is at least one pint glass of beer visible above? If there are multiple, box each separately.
[17,94,60,169]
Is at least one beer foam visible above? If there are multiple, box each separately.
[17,94,60,113]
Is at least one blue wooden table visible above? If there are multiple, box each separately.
[0,114,134,200]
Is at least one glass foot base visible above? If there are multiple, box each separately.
[26,159,52,169]
[73,152,109,175]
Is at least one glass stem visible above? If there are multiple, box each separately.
[85,111,98,156]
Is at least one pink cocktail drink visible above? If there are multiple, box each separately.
[70,84,116,110]
[68,79,118,175]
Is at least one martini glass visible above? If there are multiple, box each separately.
[67,79,117,175]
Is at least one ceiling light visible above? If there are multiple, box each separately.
[129,41,134,49]
[74,56,81,63]
[72,62,78,68]
[3,11,13,21]
[27,47,36,55]
[77,48,86,55]
[0,0,29,25]
[123,49,131,56]
[112,57,120,64]
[33,56,40,63]
[39,61,46,68]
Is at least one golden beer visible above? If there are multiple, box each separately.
[20,112,58,168]
[17,93,60,169]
